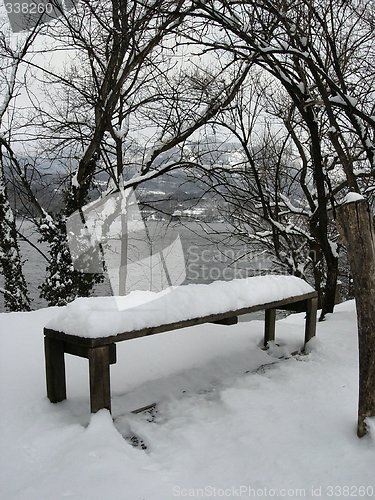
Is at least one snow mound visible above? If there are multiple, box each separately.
[46,275,314,338]
[342,192,365,204]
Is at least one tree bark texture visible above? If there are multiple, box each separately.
[337,199,375,437]
[321,257,339,319]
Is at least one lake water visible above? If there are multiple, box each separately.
[0,219,272,318]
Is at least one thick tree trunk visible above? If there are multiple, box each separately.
[306,112,338,319]
[337,198,375,437]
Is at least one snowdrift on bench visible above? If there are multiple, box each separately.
[47,275,314,339]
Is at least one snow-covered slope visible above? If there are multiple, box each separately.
[0,301,374,499]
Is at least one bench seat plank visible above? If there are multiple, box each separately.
[46,276,315,340]
[44,291,317,347]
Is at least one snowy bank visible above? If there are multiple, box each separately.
[1,301,375,500]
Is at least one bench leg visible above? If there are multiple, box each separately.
[89,346,112,414]
[304,297,318,348]
[44,336,67,403]
[264,308,276,347]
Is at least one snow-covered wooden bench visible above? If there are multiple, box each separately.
[44,276,318,414]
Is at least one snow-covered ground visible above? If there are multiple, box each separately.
[1,300,375,499]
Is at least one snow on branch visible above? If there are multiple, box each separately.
[278,193,312,216]
[269,218,313,241]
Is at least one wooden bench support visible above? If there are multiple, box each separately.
[304,297,318,347]
[44,337,66,403]
[44,290,318,414]
[263,297,318,350]
[88,346,112,413]
[264,308,276,347]
[45,337,116,412]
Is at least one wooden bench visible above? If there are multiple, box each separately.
[44,283,318,414]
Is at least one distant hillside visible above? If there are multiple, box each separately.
[5,163,219,220]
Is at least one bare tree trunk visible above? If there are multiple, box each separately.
[118,211,128,296]
[321,256,339,319]
[337,198,375,437]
